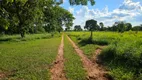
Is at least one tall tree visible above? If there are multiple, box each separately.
[125,23,132,31]
[99,22,104,31]
[0,0,95,37]
[43,5,74,32]
[0,0,43,37]
[84,19,97,41]
[74,25,82,31]
[55,0,95,5]
[117,21,126,33]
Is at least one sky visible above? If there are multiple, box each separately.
[60,0,142,29]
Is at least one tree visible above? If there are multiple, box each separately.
[84,19,97,41]
[125,23,132,31]
[132,26,140,33]
[140,24,142,31]
[0,0,44,37]
[113,21,126,33]
[57,26,63,33]
[55,0,95,6]
[99,22,104,31]
[43,5,74,33]
[0,17,9,34]
[74,25,82,31]
[0,0,94,37]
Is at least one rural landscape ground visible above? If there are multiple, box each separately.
[0,33,109,80]
[0,31,142,80]
[1,0,142,80]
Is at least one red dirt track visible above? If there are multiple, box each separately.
[50,35,66,80]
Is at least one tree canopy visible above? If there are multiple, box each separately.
[0,0,95,37]
[0,0,76,37]
[74,25,82,31]
[84,19,97,40]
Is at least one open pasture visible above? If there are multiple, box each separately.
[67,31,142,80]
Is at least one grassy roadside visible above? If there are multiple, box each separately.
[0,36,61,80]
[67,31,142,80]
[0,33,61,43]
[64,35,86,80]
[67,34,99,59]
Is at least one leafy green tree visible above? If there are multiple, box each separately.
[57,26,63,33]
[99,22,104,31]
[139,24,142,31]
[56,0,95,5]
[43,5,74,33]
[74,25,82,31]
[113,21,126,33]
[84,19,97,41]
[0,0,44,37]
[132,26,140,33]
[125,23,132,31]
[0,17,9,34]
[0,0,94,37]
[118,21,126,33]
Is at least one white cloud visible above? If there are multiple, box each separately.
[119,0,142,11]
[73,0,142,28]
[68,7,74,14]
[63,0,66,3]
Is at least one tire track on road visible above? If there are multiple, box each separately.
[50,35,66,80]
[67,35,108,80]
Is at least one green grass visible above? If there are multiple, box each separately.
[0,35,61,80]
[0,33,61,43]
[64,35,86,80]
[67,31,142,80]
[67,33,99,59]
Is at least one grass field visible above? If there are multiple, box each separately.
[64,35,86,80]
[1,31,142,80]
[0,33,61,80]
[0,33,60,43]
[67,31,142,80]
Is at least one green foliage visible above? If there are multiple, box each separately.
[74,25,83,31]
[84,19,98,41]
[0,0,75,37]
[125,23,132,31]
[99,22,104,31]
[68,0,95,5]
[84,19,98,31]
[0,18,9,32]
[44,5,74,32]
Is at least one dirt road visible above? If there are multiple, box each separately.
[67,35,108,80]
[50,35,66,80]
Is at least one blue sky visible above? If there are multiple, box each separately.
[60,0,142,28]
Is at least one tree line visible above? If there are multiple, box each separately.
[73,19,142,41]
[74,20,142,33]
[0,0,95,37]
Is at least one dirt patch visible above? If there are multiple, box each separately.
[0,72,6,79]
[67,35,109,80]
[50,35,66,80]
[0,70,16,79]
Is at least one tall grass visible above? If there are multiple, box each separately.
[67,31,142,80]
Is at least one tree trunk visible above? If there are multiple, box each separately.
[14,0,25,38]
[90,30,93,42]
[20,30,25,38]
